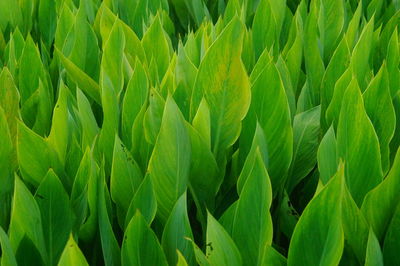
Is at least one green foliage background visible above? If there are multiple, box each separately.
[0,0,399,265]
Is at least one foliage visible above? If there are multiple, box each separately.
[0,0,400,265]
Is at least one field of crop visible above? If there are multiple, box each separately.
[0,0,400,265]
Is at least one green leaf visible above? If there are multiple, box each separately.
[57,235,89,266]
[100,19,125,97]
[341,176,369,264]
[0,226,18,266]
[286,106,320,193]
[125,174,157,228]
[76,89,99,149]
[232,150,273,265]
[35,170,72,266]
[56,48,101,105]
[337,78,383,206]
[17,121,60,187]
[142,15,171,82]
[365,228,384,266]
[148,95,191,223]
[317,125,338,185]
[362,149,400,241]
[350,17,374,91]
[363,64,396,175]
[0,106,13,229]
[54,3,74,54]
[162,193,195,265]
[70,148,92,232]
[19,35,49,106]
[48,81,70,165]
[325,68,352,130]
[75,152,99,242]
[260,245,287,266]
[383,203,400,265]
[320,37,351,131]
[187,122,220,209]
[38,0,57,48]
[242,56,292,191]
[143,88,165,145]
[110,135,143,225]
[191,17,250,159]
[303,2,325,106]
[0,67,20,146]
[386,28,400,97]
[284,11,303,94]
[98,56,120,171]
[176,250,189,266]
[237,124,269,196]
[65,4,100,81]
[253,0,286,57]
[206,212,242,266]
[122,60,148,148]
[98,167,121,266]
[287,165,345,266]
[131,102,153,172]
[122,212,168,266]
[0,0,22,33]
[192,97,211,149]
[344,1,362,50]
[318,0,344,62]
[188,237,211,266]
[9,177,47,265]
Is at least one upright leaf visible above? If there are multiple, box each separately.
[318,0,344,62]
[142,15,170,82]
[100,19,125,97]
[365,228,384,266]
[362,149,400,241]
[162,193,195,265]
[286,106,320,193]
[17,121,60,187]
[383,203,400,265]
[148,95,191,223]
[9,177,47,265]
[337,78,383,205]
[363,64,395,174]
[122,212,168,266]
[110,135,143,225]
[191,17,250,159]
[122,60,148,148]
[232,150,273,265]
[350,18,374,91]
[98,168,121,266]
[125,175,157,228]
[57,235,89,266]
[317,126,338,184]
[0,226,18,266]
[287,165,345,266]
[206,212,242,266]
[35,170,72,266]
[242,57,292,191]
